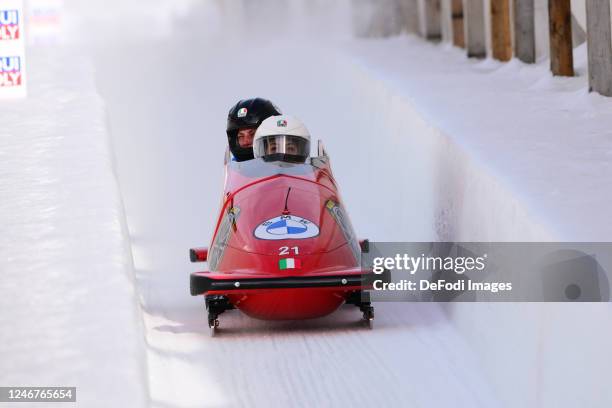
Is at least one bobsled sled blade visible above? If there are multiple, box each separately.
[362,305,374,329]
[208,318,219,337]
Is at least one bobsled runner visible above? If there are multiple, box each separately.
[189,141,374,335]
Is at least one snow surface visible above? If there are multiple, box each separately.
[0,48,148,406]
[4,0,612,407]
[347,36,612,241]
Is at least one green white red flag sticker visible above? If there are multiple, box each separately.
[279,258,301,270]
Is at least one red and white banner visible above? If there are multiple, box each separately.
[0,0,26,98]
[27,0,64,45]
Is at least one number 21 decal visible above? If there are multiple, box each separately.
[279,246,300,255]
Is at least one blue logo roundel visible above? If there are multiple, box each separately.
[266,219,307,235]
[255,215,319,240]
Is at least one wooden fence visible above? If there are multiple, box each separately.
[409,0,612,97]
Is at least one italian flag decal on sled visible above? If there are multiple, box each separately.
[279,258,301,270]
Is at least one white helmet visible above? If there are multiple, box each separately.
[253,115,311,163]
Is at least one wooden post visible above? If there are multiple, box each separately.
[586,0,612,96]
[401,0,421,34]
[464,0,486,58]
[422,0,442,40]
[548,0,574,76]
[452,0,465,47]
[514,0,536,63]
[490,0,512,61]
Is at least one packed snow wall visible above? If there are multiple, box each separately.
[340,50,612,408]
[0,48,148,407]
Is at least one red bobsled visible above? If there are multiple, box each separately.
[190,142,374,334]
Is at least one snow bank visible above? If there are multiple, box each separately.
[342,35,612,407]
[348,36,612,241]
[0,47,147,407]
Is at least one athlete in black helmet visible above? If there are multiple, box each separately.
[227,98,282,162]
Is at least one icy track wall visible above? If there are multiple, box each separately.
[0,49,148,407]
[342,60,612,408]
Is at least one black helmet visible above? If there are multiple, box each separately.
[227,98,282,161]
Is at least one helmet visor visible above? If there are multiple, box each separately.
[254,135,310,163]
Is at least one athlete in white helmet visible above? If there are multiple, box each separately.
[253,115,311,163]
